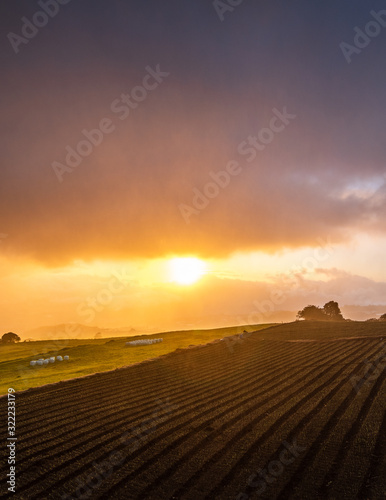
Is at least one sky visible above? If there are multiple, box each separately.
[1,0,386,336]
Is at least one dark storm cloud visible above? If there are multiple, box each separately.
[0,0,385,264]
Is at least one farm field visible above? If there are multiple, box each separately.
[0,324,274,396]
[0,321,385,499]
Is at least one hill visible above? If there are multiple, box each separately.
[0,321,384,499]
[23,324,141,341]
[0,323,274,395]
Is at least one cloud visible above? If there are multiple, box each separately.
[1,72,385,266]
[1,0,386,265]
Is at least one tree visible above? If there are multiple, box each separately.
[380,313,386,321]
[297,305,325,321]
[323,301,344,321]
[297,301,345,321]
[1,332,21,344]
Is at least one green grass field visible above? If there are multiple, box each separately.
[0,324,275,395]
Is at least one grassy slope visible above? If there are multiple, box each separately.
[0,323,275,395]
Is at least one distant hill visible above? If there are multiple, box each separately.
[23,324,140,341]
[21,305,385,340]
[341,304,386,320]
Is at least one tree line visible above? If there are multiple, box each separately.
[297,301,344,321]
[297,301,386,322]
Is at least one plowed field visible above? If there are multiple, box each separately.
[1,321,385,499]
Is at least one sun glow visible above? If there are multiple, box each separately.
[169,257,206,285]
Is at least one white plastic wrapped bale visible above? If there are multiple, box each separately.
[49,357,55,363]
[36,360,43,366]
[43,359,49,365]
[57,356,63,361]
[30,360,37,366]
[127,339,161,346]
[63,355,70,361]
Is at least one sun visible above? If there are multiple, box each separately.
[169,257,206,285]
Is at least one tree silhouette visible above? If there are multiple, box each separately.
[297,302,345,321]
[323,301,344,320]
[297,305,325,321]
[380,313,386,321]
[1,332,21,344]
